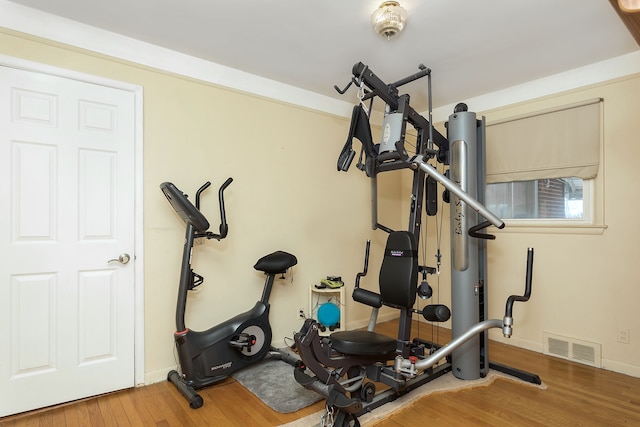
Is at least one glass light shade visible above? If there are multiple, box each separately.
[372,1,407,39]
[619,0,640,12]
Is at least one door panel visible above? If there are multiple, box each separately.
[0,65,136,417]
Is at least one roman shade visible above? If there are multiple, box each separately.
[485,98,602,184]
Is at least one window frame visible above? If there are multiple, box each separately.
[481,98,606,235]
[487,177,592,224]
[487,178,605,235]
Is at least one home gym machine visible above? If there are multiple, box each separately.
[161,178,298,408]
[294,62,540,426]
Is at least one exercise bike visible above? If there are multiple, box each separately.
[160,178,298,408]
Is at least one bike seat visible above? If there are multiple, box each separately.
[254,251,297,274]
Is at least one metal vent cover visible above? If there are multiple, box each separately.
[543,333,601,368]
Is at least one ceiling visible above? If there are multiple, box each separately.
[7,0,640,112]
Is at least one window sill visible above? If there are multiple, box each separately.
[493,222,607,235]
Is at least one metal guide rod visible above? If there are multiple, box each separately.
[371,176,377,230]
[409,154,505,229]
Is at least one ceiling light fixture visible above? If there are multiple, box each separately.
[619,0,640,12]
[371,1,407,40]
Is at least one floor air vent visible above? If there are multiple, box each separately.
[543,333,601,368]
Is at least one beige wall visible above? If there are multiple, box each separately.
[0,29,402,382]
[2,28,638,381]
[408,75,640,376]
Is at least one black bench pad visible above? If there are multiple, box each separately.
[330,330,397,357]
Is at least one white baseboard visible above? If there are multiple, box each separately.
[145,321,640,385]
[347,311,399,331]
[144,366,177,385]
[272,338,288,350]
[601,359,640,378]
[489,330,640,378]
[488,330,544,353]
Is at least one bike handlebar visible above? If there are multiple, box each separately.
[208,177,233,240]
[195,181,211,210]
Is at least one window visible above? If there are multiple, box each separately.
[486,177,588,220]
[484,98,602,226]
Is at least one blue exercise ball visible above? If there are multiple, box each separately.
[317,302,340,327]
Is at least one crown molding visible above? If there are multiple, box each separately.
[2,0,639,123]
[0,0,353,117]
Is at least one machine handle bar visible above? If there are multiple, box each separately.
[354,240,371,289]
[403,151,505,229]
[468,220,496,240]
[401,248,534,372]
[505,248,534,317]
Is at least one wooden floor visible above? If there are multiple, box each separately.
[2,319,639,426]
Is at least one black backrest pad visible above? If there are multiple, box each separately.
[379,231,418,308]
[160,182,210,233]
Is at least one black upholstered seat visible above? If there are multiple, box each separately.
[330,330,396,356]
[330,231,418,358]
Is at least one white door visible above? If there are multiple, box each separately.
[0,65,136,417]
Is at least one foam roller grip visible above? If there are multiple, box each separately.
[422,304,451,322]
